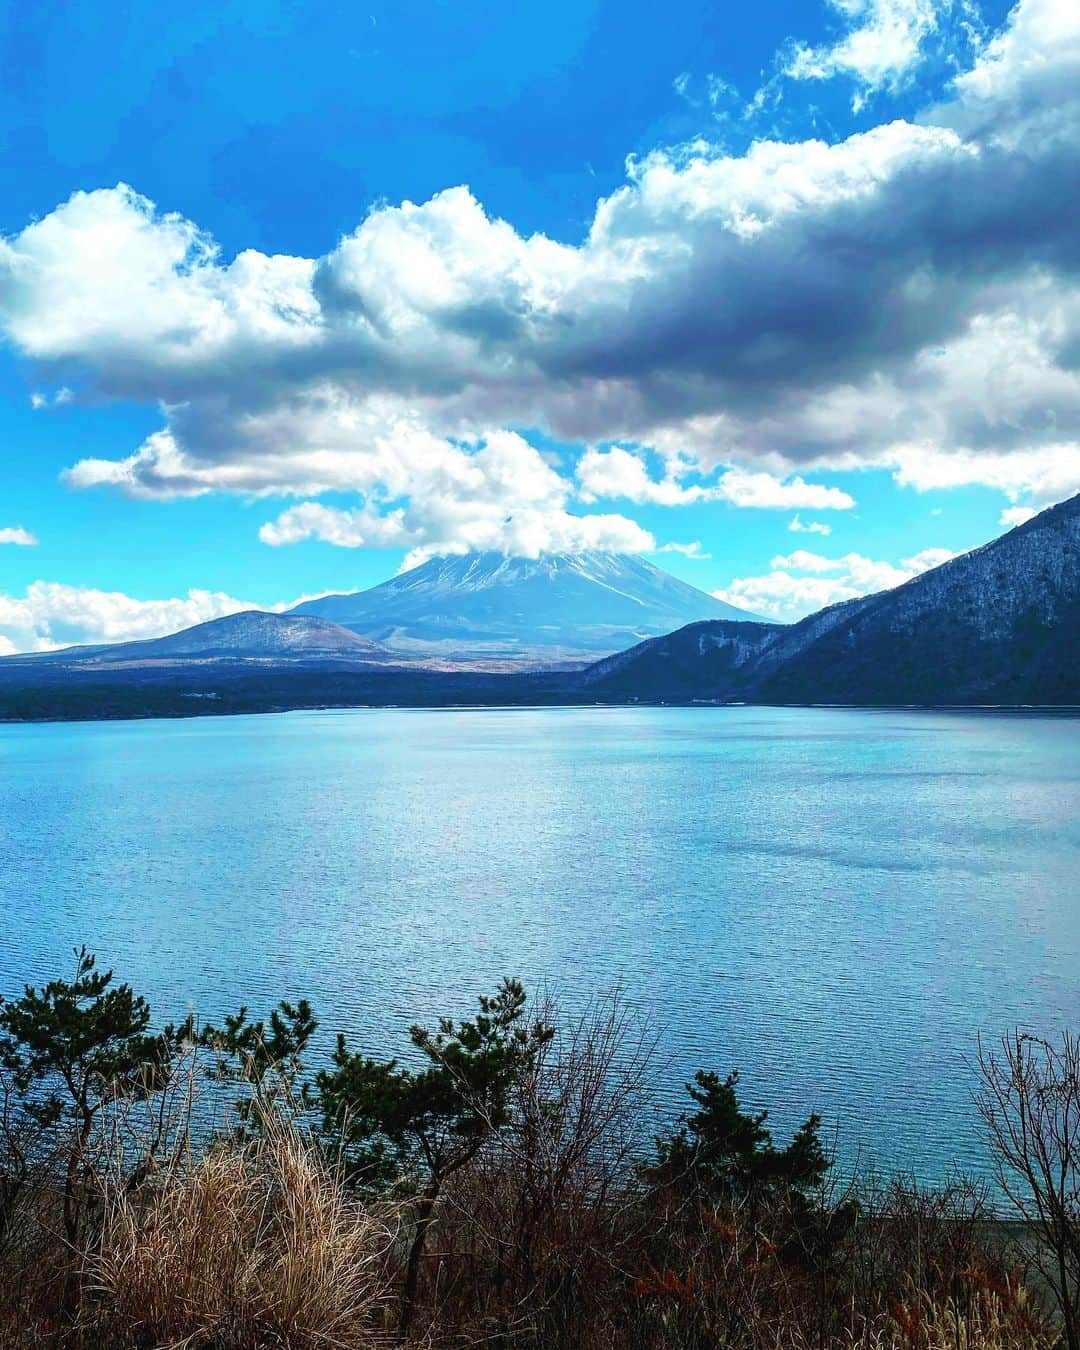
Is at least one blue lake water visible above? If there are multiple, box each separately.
[1,705,1077,1179]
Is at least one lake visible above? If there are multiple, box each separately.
[1,705,1077,1179]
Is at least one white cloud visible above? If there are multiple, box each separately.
[576,445,705,505]
[945,0,1079,141]
[577,447,856,510]
[259,503,408,550]
[712,469,856,510]
[0,0,1076,546]
[656,540,711,559]
[999,504,1038,527]
[251,428,658,565]
[30,387,73,410]
[788,515,832,535]
[0,527,37,546]
[259,498,657,571]
[770,549,848,572]
[784,0,949,108]
[714,571,866,620]
[902,545,956,571]
[892,444,1080,508]
[715,544,956,620]
[0,583,269,654]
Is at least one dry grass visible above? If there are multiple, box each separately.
[0,1127,1064,1350]
[84,1110,395,1349]
[611,1296,1051,1350]
[869,1290,1051,1349]
[0,995,1072,1348]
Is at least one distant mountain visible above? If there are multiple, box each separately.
[584,495,1080,705]
[13,611,389,666]
[3,504,1076,718]
[290,551,765,661]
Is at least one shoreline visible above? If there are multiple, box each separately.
[3,698,1080,728]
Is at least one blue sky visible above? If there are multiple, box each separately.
[1,0,1076,650]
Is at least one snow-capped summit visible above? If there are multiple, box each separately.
[290,550,767,662]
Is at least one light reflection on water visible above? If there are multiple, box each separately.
[1,705,1077,1179]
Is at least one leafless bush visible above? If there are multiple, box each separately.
[848,1171,994,1304]
[0,1066,62,1261]
[978,1030,1080,1350]
[865,1290,1052,1350]
[420,990,657,1343]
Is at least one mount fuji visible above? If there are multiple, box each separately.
[289,551,766,663]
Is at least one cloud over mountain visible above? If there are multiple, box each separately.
[0,0,1078,553]
[0,583,263,654]
[713,545,957,619]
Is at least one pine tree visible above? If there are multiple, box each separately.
[649,1069,829,1202]
[0,947,186,1242]
[317,978,553,1337]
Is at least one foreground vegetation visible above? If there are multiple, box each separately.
[0,951,1077,1348]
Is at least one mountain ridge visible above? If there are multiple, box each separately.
[1,500,1075,710]
[289,550,767,661]
[583,494,1080,705]
[5,611,390,667]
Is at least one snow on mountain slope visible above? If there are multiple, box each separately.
[752,492,1080,702]
[291,551,766,660]
[581,619,782,696]
[582,495,1080,704]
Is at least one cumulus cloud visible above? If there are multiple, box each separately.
[711,469,856,510]
[0,527,37,546]
[892,443,1080,508]
[0,0,1077,546]
[714,544,956,620]
[259,498,656,570]
[253,428,659,566]
[902,545,957,570]
[770,549,852,572]
[576,446,705,506]
[259,503,407,550]
[942,0,1077,141]
[0,583,270,654]
[576,447,855,509]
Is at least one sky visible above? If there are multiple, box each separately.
[1,0,1078,652]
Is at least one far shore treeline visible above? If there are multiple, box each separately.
[0,949,1077,1348]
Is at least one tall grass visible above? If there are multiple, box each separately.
[0,989,1072,1347]
[0,1099,1060,1349]
[85,1109,395,1348]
